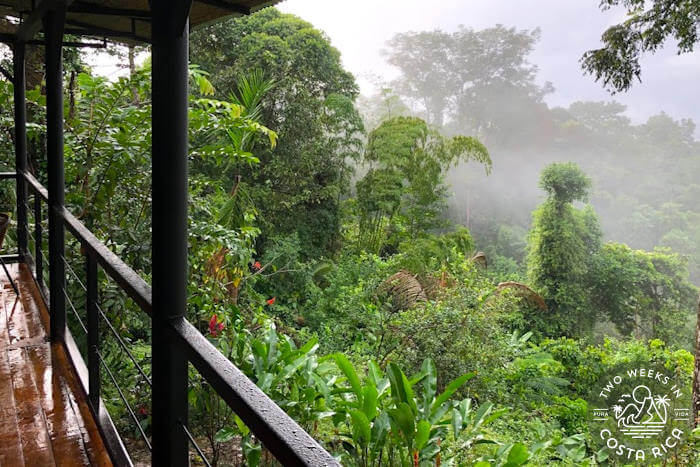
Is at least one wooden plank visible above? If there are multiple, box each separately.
[26,344,90,465]
[4,272,46,346]
[16,263,51,334]
[18,263,112,466]
[0,350,24,465]
[7,347,55,466]
[51,342,113,466]
[0,283,10,351]
[0,264,113,466]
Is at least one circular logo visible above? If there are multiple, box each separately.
[587,364,693,464]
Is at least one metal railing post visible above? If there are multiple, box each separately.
[86,250,100,409]
[151,1,192,464]
[34,194,43,288]
[12,41,28,259]
[44,6,66,342]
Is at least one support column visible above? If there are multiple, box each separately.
[44,7,66,342]
[151,1,192,464]
[13,41,28,259]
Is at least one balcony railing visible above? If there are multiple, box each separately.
[1,171,337,466]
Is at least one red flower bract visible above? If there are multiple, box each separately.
[253,261,262,270]
[208,314,224,337]
[266,297,276,306]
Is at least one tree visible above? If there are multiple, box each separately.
[582,0,700,92]
[191,8,364,258]
[694,299,700,428]
[357,116,490,252]
[383,26,553,144]
[527,162,602,337]
[593,243,697,345]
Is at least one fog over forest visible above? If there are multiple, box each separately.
[316,7,700,284]
[3,1,699,463]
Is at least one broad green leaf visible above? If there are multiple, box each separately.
[431,372,475,413]
[214,427,237,443]
[388,363,416,413]
[415,420,431,450]
[452,407,463,440]
[421,358,437,411]
[388,402,415,444]
[333,354,363,402]
[505,443,530,466]
[371,411,390,451]
[362,384,378,420]
[297,336,319,355]
[473,402,494,429]
[349,409,371,447]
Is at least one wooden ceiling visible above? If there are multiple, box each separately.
[0,0,280,43]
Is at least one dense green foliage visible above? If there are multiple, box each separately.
[0,6,698,466]
[354,116,490,253]
[190,8,364,258]
[527,163,601,336]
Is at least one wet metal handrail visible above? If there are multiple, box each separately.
[20,171,337,466]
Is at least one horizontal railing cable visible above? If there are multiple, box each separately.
[60,253,153,387]
[179,421,212,467]
[98,351,152,451]
[64,288,88,335]
[96,304,152,387]
[61,253,87,291]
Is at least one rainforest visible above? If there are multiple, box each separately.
[1,2,699,466]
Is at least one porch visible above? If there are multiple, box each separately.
[0,263,111,466]
[0,1,336,466]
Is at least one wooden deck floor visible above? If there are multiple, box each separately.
[0,263,112,466]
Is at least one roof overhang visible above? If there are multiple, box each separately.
[0,0,281,44]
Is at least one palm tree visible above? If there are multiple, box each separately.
[612,405,623,418]
[653,394,671,423]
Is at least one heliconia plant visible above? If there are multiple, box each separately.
[332,355,506,466]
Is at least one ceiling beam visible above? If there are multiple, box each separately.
[196,0,250,15]
[26,38,106,48]
[67,1,150,20]
[65,18,150,42]
[16,0,75,43]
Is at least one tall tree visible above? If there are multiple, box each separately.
[593,243,697,344]
[383,26,552,145]
[191,8,364,258]
[359,116,490,250]
[527,162,602,337]
[582,0,700,92]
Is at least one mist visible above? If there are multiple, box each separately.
[277,0,700,283]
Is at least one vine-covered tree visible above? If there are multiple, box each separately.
[527,162,602,337]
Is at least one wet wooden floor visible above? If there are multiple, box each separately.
[0,263,112,466]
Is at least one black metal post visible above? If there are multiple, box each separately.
[13,41,28,259]
[86,250,99,409]
[151,1,192,464]
[44,7,66,342]
[34,194,43,288]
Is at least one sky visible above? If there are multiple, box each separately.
[84,0,700,132]
[276,0,700,130]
